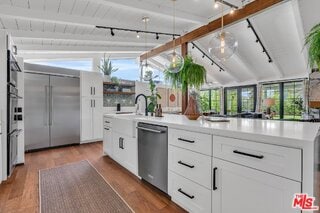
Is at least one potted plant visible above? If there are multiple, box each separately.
[98,55,119,82]
[164,55,206,92]
[305,23,320,71]
[144,71,161,116]
[165,55,206,120]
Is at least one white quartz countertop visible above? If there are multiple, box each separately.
[133,114,320,148]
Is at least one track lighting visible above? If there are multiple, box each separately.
[230,7,236,14]
[211,62,214,65]
[268,59,272,63]
[214,1,219,9]
[202,55,205,58]
[136,31,140,39]
[110,28,115,36]
[256,39,259,43]
[219,69,222,72]
[192,45,195,49]
[156,33,159,40]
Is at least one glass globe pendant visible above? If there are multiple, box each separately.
[208,2,238,61]
[208,31,238,61]
[165,50,184,73]
[165,0,184,73]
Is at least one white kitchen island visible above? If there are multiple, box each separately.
[103,114,320,213]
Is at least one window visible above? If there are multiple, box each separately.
[211,89,221,114]
[283,81,304,120]
[261,81,304,120]
[110,59,140,81]
[261,84,280,118]
[225,88,238,115]
[199,89,221,113]
[224,85,257,115]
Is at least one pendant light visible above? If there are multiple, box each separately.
[141,16,152,79]
[165,0,184,73]
[208,2,238,61]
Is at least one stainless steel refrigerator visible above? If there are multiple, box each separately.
[24,72,80,151]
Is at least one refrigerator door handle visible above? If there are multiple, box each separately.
[94,99,95,108]
[49,86,53,126]
[93,87,95,95]
[45,86,49,126]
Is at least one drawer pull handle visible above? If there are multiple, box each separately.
[213,167,218,191]
[178,161,195,168]
[178,188,194,199]
[104,128,110,130]
[105,121,110,123]
[178,138,195,143]
[233,150,264,159]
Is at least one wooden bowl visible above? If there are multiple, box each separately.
[185,114,200,120]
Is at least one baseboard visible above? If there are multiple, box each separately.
[80,139,103,144]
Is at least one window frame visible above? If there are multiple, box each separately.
[199,88,222,113]
[224,85,257,115]
[262,80,304,120]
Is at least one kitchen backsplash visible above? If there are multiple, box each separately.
[103,93,135,107]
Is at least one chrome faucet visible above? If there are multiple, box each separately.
[135,94,148,116]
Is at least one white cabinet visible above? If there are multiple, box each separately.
[81,71,103,98]
[112,131,138,175]
[103,116,113,156]
[212,158,300,213]
[169,171,212,213]
[80,72,103,143]
[81,97,103,142]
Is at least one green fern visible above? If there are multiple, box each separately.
[305,23,320,70]
[164,55,206,92]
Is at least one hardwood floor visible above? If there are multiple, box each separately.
[0,142,186,213]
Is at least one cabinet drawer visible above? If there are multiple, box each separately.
[169,145,212,189]
[103,117,113,127]
[169,128,212,156]
[213,136,302,181]
[168,171,211,213]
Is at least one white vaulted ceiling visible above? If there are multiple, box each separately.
[0,0,319,85]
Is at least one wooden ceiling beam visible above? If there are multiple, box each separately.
[140,0,287,61]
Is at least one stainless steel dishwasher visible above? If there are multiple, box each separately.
[137,122,168,193]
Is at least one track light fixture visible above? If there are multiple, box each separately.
[246,19,273,64]
[191,42,225,72]
[96,26,179,40]
[136,31,140,39]
[214,1,219,8]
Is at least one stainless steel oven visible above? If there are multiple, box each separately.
[7,50,21,87]
[7,50,22,177]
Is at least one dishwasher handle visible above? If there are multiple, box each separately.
[137,126,165,134]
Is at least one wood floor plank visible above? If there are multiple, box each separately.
[0,142,186,213]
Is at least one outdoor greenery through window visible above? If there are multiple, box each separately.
[225,88,238,115]
[261,81,304,120]
[224,85,256,115]
[199,89,221,113]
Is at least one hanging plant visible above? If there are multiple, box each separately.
[164,55,206,92]
[305,23,320,71]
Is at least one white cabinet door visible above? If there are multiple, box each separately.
[103,127,112,156]
[212,159,301,213]
[122,136,138,175]
[81,72,94,97]
[112,131,125,166]
[81,72,103,98]
[92,97,103,139]
[81,97,93,141]
[91,72,103,98]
